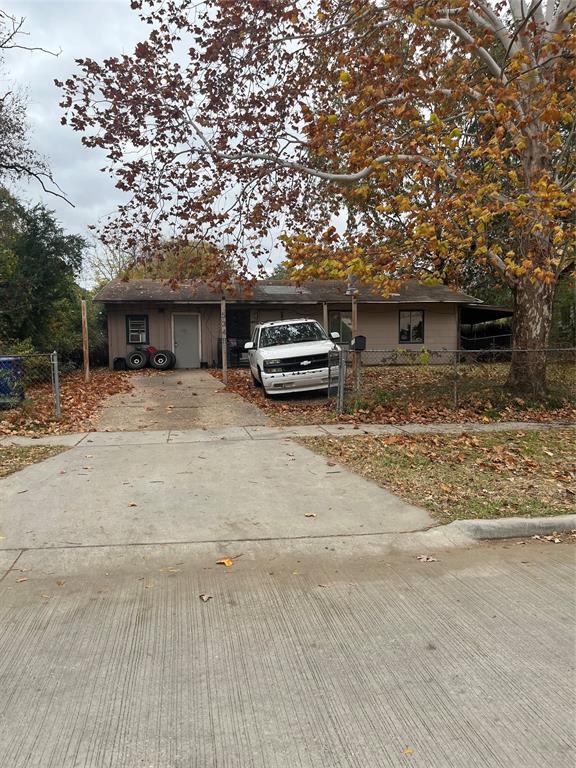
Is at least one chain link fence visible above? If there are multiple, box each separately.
[330,348,576,415]
[0,352,61,417]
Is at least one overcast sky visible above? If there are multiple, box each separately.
[6,0,147,238]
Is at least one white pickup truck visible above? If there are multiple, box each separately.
[244,318,340,396]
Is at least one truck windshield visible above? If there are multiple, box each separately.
[260,322,327,348]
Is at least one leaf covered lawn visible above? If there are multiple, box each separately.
[212,365,575,426]
[0,445,67,478]
[300,429,576,523]
[0,368,134,436]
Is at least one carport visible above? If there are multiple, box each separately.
[460,304,514,349]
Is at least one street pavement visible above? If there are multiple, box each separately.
[0,538,574,767]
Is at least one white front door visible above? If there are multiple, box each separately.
[173,314,201,368]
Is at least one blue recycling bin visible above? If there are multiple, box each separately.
[0,356,25,410]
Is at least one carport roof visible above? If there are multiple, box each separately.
[94,278,482,305]
[460,304,514,324]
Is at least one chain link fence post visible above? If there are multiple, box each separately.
[50,351,62,418]
[337,347,347,414]
[327,348,335,400]
[452,351,460,409]
[354,350,362,393]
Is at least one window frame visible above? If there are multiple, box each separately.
[126,314,149,345]
[398,310,425,345]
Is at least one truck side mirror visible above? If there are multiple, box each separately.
[330,331,340,340]
[244,341,254,350]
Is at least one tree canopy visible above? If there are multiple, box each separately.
[0,189,86,354]
[58,0,576,392]
[85,236,239,287]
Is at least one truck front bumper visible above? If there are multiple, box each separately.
[261,366,338,395]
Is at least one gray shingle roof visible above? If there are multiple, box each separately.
[94,278,481,305]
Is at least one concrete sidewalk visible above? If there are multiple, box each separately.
[1,419,573,447]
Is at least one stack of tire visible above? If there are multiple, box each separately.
[126,346,176,371]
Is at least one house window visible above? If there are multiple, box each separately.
[329,311,353,344]
[126,315,149,344]
[399,310,424,344]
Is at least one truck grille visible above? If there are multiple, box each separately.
[268,353,329,373]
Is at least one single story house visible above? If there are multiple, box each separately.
[94,278,513,368]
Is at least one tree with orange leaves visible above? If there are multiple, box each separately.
[58,0,575,395]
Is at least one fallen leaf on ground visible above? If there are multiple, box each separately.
[217,558,235,567]
[402,747,415,756]
[56,580,66,587]
[416,555,439,562]
[199,593,213,602]
[160,566,181,573]
[304,513,317,518]
[16,577,28,583]
[128,502,138,507]
[0,369,134,437]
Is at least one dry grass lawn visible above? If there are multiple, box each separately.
[0,445,67,478]
[300,429,576,523]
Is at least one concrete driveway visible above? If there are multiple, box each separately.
[0,433,431,550]
[95,369,269,431]
[1,432,574,767]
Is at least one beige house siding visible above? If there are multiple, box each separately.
[107,303,222,366]
[105,301,459,368]
[357,303,458,349]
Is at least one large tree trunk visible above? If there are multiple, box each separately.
[507,276,556,397]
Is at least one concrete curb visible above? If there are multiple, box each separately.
[445,514,576,540]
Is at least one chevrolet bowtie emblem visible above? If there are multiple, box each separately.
[300,360,312,366]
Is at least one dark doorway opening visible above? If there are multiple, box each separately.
[224,309,251,367]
